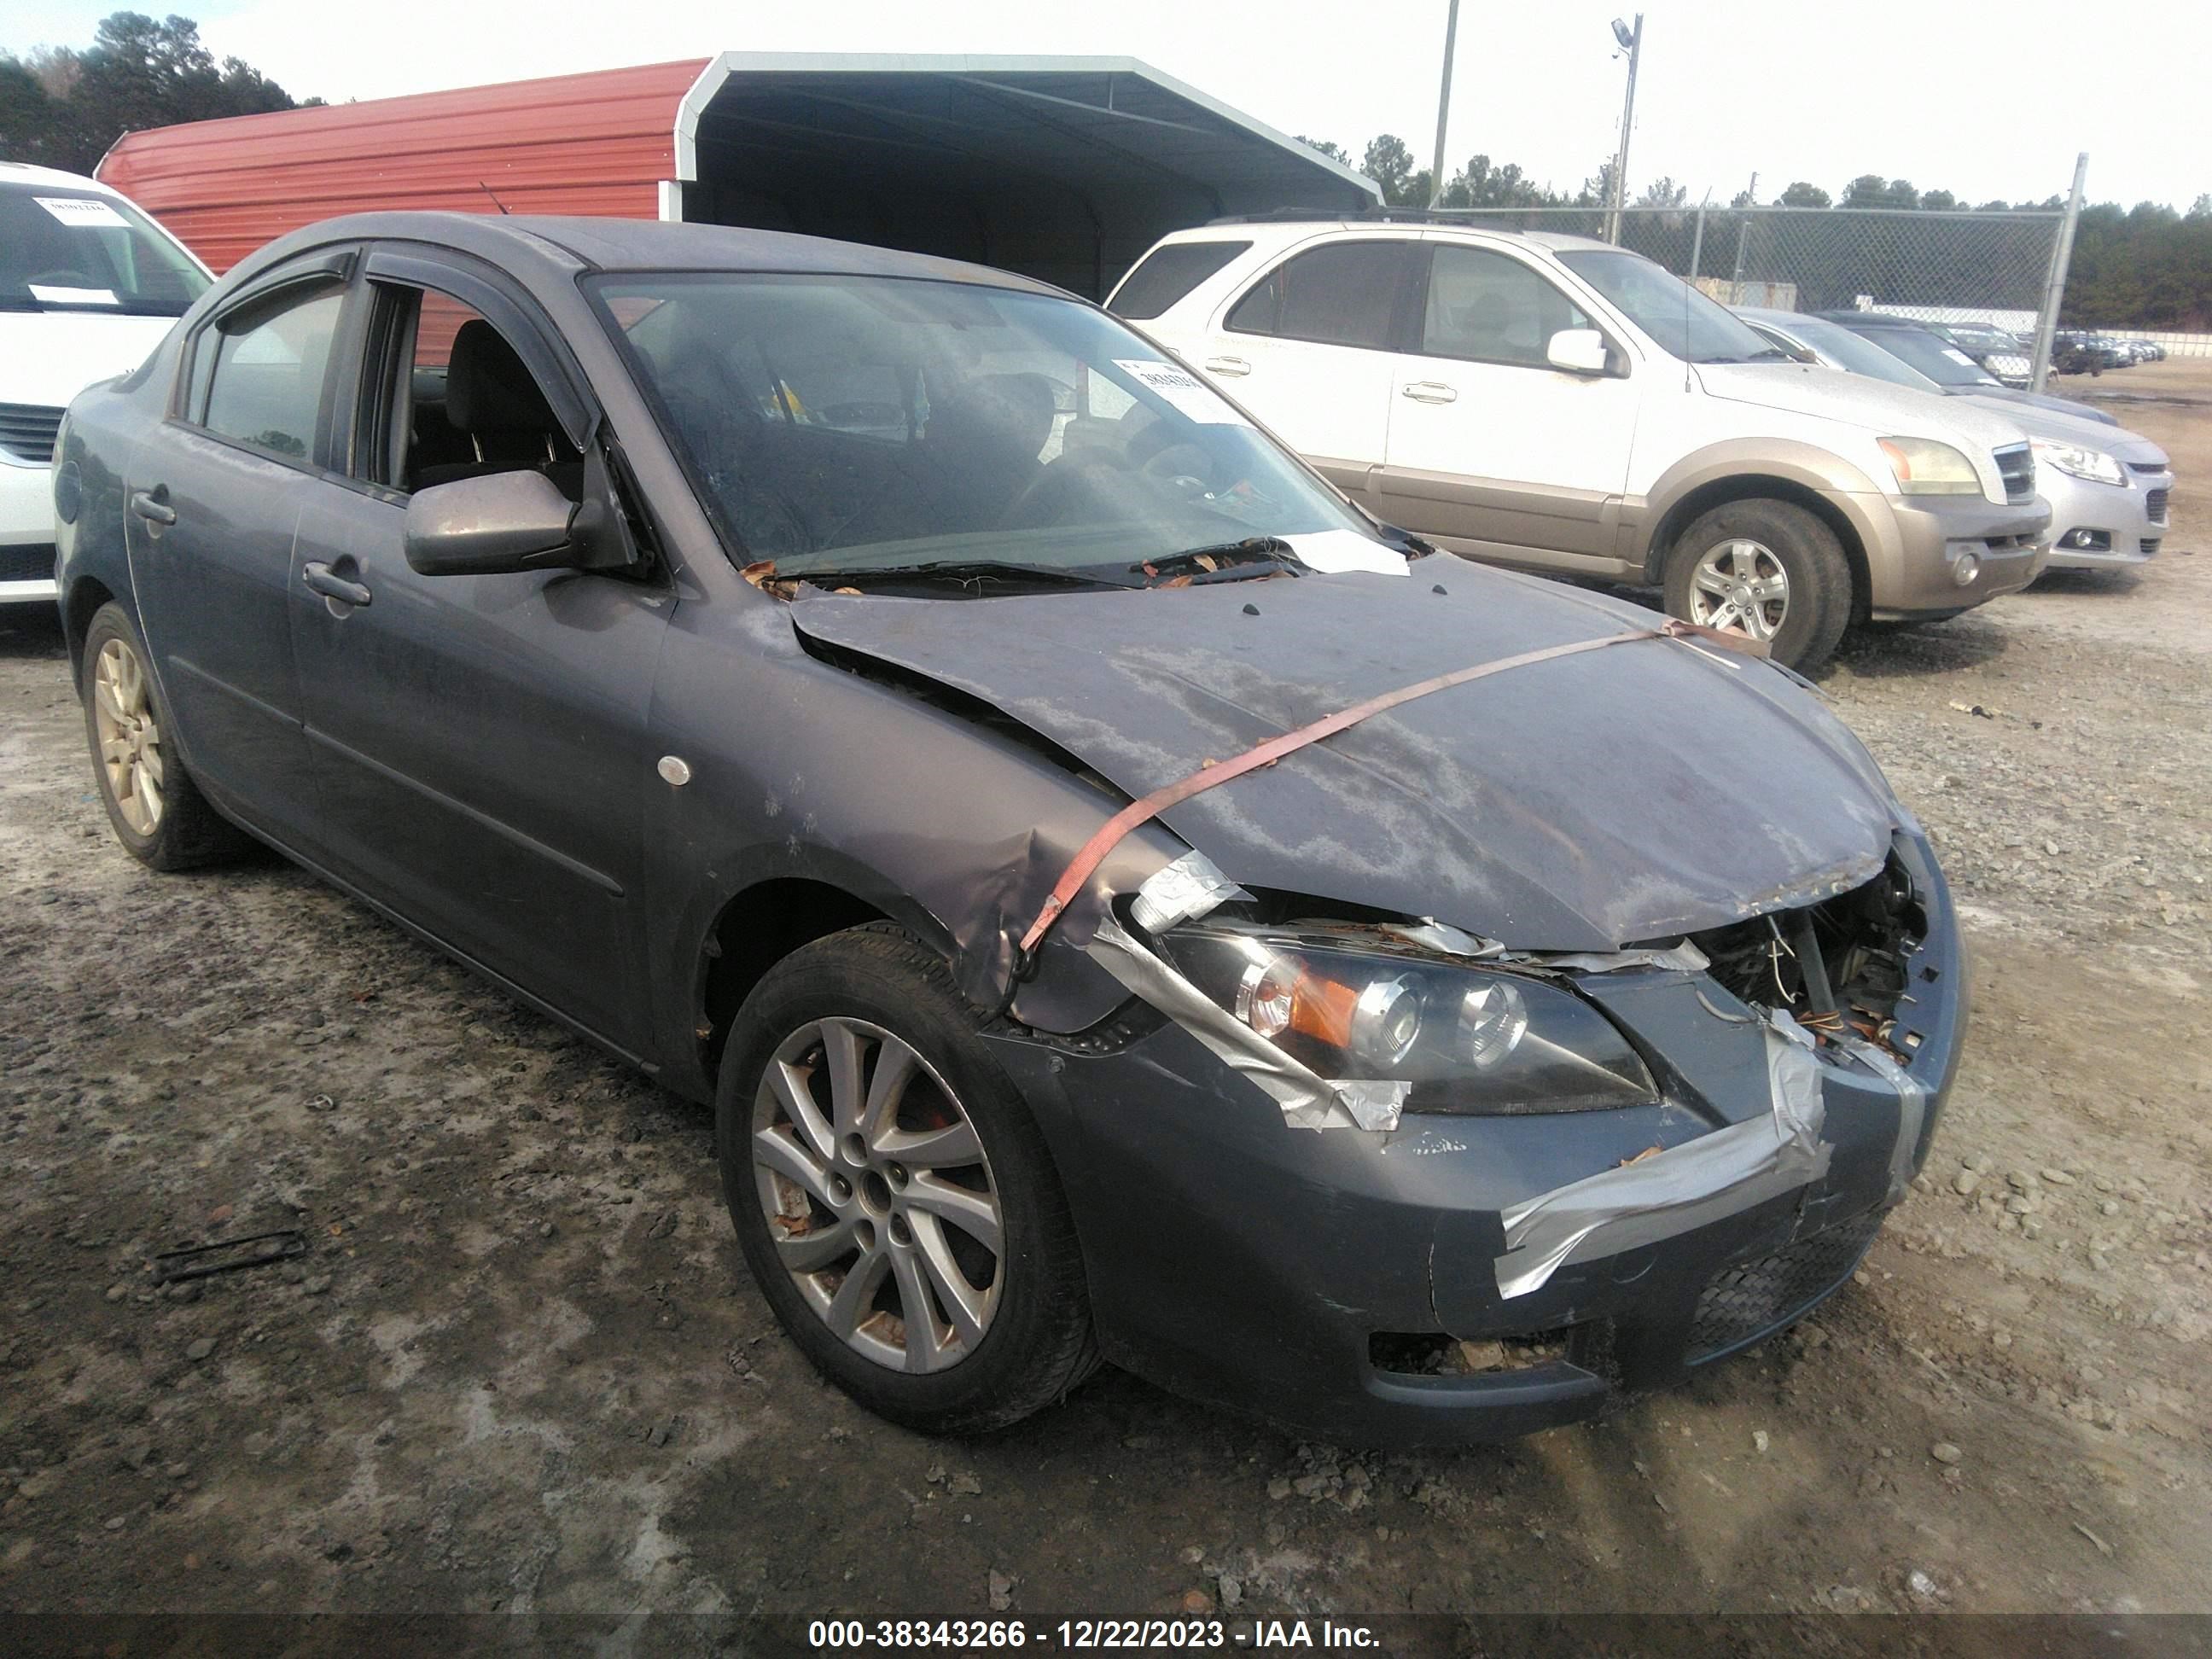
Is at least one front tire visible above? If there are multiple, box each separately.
[79,602,247,870]
[716,924,1099,1434]
[1662,499,1852,673]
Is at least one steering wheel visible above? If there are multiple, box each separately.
[26,270,104,291]
[998,451,1129,530]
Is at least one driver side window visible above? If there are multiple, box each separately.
[1419,246,1592,369]
[356,280,581,501]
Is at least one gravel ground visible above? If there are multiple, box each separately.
[2,359,2208,1622]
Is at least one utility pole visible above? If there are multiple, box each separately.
[1426,0,1461,208]
[2029,152,2089,394]
[1604,14,1644,243]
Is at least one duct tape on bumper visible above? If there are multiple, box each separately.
[1832,1033,1930,1203]
[1491,1011,1833,1300]
[1086,913,1397,1131]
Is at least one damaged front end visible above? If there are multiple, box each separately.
[1017,832,1962,1444]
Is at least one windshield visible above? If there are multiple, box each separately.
[0,184,210,317]
[589,272,1382,585]
[1843,323,2001,388]
[1777,314,1942,392]
[1555,248,1780,364]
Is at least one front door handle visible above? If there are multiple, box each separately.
[1400,381,1458,404]
[129,487,177,526]
[1202,355,1252,377]
[302,562,373,609]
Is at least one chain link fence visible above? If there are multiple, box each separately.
[1428,204,2091,382]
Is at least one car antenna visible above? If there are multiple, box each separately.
[477,183,511,215]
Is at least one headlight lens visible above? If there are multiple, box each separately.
[1877,436,1982,496]
[1160,924,1658,1114]
[2030,438,2125,487]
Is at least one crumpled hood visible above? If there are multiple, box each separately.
[790,562,1901,952]
[0,311,177,412]
[1697,361,2028,454]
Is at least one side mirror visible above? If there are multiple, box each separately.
[1545,329,1612,376]
[404,463,635,577]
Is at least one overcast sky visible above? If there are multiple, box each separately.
[13,0,2203,209]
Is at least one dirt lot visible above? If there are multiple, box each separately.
[3,358,2209,1626]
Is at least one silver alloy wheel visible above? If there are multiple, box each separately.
[91,636,164,835]
[1687,538,1790,642]
[752,1016,1003,1373]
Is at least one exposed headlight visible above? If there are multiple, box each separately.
[2030,438,2125,487]
[1161,923,1657,1114]
[1877,436,1982,497]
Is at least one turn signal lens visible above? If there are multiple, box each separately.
[1234,956,1299,1038]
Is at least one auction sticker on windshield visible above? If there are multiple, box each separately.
[35,195,130,229]
[1115,358,1249,425]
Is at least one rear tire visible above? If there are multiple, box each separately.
[79,602,247,871]
[1662,499,1852,674]
[717,923,1099,1435]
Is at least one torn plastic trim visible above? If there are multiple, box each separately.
[1831,1033,1930,1205]
[1128,848,1249,935]
[1086,912,1393,1132]
[1492,1010,1832,1301]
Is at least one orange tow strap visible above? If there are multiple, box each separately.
[1016,617,1766,961]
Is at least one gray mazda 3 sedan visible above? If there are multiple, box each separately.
[53,213,1965,1444]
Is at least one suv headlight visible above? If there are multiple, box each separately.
[1877,436,1982,496]
[1158,923,1658,1114]
[2030,438,2125,487]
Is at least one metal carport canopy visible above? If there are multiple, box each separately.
[668,54,1380,299]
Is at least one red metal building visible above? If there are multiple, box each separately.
[98,54,1378,298]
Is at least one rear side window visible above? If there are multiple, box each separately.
[1109,241,1251,321]
[1225,241,1412,350]
[196,285,346,462]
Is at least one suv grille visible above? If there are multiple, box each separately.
[1994,444,2035,505]
[0,403,65,465]
[0,544,57,585]
[1686,1211,1883,1362]
[2145,487,2169,525]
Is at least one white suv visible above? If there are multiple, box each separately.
[1112,220,2052,670]
[2,162,212,605]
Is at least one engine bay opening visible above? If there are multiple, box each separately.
[1689,852,1925,1057]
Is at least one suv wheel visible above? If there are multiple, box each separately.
[717,924,1099,1434]
[79,602,247,870]
[1663,499,1851,673]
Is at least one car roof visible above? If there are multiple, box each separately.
[0,160,128,195]
[1814,311,1929,330]
[1173,216,1615,254]
[229,211,1074,299]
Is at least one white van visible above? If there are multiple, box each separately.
[2,162,212,604]
[1115,220,2052,670]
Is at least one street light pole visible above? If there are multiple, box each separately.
[1426,0,1461,208]
[1604,14,1644,243]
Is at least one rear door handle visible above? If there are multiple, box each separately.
[302,562,372,609]
[1400,381,1458,404]
[1202,356,1251,377]
[129,488,176,526]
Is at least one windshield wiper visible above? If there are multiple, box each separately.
[1745,347,1795,362]
[1134,537,1304,585]
[790,560,1133,593]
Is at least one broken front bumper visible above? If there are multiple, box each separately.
[985,852,1966,1447]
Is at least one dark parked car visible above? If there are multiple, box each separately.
[55,213,1965,1444]
[1817,311,2119,427]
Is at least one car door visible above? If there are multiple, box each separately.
[1376,241,1643,573]
[1186,237,1418,504]
[125,251,354,839]
[286,247,672,1053]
